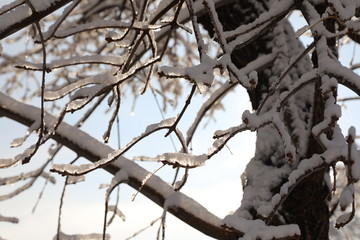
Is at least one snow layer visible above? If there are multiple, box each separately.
[28,0,55,11]
[339,184,354,211]
[223,214,300,240]
[0,5,31,34]
[157,153,207,168]
[53,232,110,240]
[17,55,126,71]
[0,93,224,232]
[159,54,216,94]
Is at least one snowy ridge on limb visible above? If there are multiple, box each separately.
[241,109,296,163]
[223,0,294,41]
[53,232,110,240]
[219,54,258,89]
[66,175,85,184]
[186,53,275,145]
[300,1,334,38]
[277,69,318,111]
[256,154,326,219]
[222,215,300,240]
[133,153,207,168]
[51,117,177,176]
[317,37,360,96]
[44,71,117,101]
[33,0,81,42]
[16,55,126,72]
[9,119,41,148]
[312,96,341,137]
[0,4,32,36]
[328,0,356,22]
[347,127,360,182]
[256,124,360,228]
[159,54,216,94]
[0,168,55,186]
[27,0,63,12]
[272,114,297,164]
[334,126,360,228]
[164,191,220,227]
[0,93,241,239]
[52,20,162,39]
[0,146,36,168]
[0,0,72,39]
[156,153,207,168]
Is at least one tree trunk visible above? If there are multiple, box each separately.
[199,0,330,238]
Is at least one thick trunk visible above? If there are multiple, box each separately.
[199,0,330,238]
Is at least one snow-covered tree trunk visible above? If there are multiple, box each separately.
[199,1,329,238]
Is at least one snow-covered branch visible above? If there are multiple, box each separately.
[0,92,240,239]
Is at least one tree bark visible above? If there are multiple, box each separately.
[199,0,330,239]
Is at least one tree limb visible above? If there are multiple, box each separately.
[0,92,241,240]
[0,0,72,40]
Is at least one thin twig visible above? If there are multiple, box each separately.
[22,0,48,164]
[165,85,196,137]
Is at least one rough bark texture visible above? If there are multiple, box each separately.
[199,0,330,239]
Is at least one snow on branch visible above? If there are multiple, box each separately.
[277,69,318,111]
[316,37,360,96]
[51,117,178,176]
[0,92,241,239]
[159,54,216,94]
[52,20,163,39]
[0,0,72,39]
[0,214,19,224]
[53,232,110,240]
[0,167,55,186]
[16,55,126,72]
[144,153,207,168]
[254,124,360,230]
[222,214,300,240]
[223,0,294,41]
[241,109,297,163]
[185,52,275,145]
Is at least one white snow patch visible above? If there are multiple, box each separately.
[223,215,300,240]
[157,153,207,168]
[339,184,354,210]
[53,232,110,240]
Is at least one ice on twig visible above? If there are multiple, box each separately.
[159,54,216,94]
[51,117,178,176]
[53,232,110,240]
[66,175,85,185]
[158,153,207,168]
[16,55,126,72]
[10,119,41,148]
[107,205,126,221]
